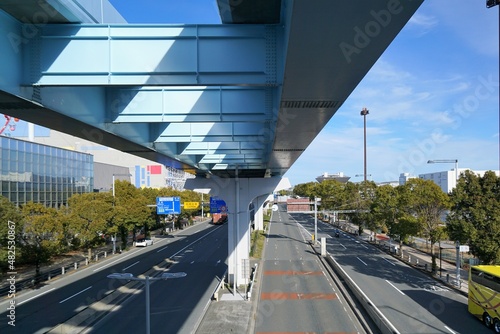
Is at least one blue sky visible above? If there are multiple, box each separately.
[109,1,499,185]
[6,1,492,186]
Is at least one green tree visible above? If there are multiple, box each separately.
[20,202,64,279]
[343,181,376,235]
[68,192,114,257]
[404,178,451,272]
[114,180,154,247]
[447,170,500,264]
[293,182,317,199]
[315,180,345,210]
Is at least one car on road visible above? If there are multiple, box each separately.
[334,230,340,238]
[135,238,153,247]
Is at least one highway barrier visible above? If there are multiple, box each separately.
[325,255,400,334]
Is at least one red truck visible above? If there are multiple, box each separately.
[212,213,228,225]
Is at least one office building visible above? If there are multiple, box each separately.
[1,136,93,207]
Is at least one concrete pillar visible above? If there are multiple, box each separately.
[185,176,290,286]
[254,194,272,231]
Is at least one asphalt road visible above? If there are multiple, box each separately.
[87,223,227,334]
[254,205,366,333]
[292,213,490,334]
[0,221,227,334]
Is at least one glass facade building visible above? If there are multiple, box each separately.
[1,136,93,207]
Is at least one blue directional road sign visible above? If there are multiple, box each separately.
[210,197,227,214]
[156,196,181,215]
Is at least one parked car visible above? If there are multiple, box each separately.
[135,238,153,247]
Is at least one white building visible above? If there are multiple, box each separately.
[419,169,499,193]
[316,172,351,183]
[399,173,417,185]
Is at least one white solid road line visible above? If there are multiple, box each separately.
[356,257,368,266]
[383,257,396,266]
[122,261,140,271]
[92,248,142,272]
[385,280,405,295]
[17,288,55,306]
[59,286,93,304]
[444,325,457,334]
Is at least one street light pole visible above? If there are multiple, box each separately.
[314,198,318,244]
[360,107,369,182]
[112,173,132,198]
[107,272,187,334]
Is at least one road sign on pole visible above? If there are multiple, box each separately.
[156,196,181,215]
[183,202,199,209]
[210,197,227,213]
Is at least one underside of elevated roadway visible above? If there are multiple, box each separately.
[0,0,424,286]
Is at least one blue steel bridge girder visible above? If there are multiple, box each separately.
[28,24,281,86]
[18,23,281,173]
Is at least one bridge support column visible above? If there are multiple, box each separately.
[185,176,290,288]
[253,194,271,231]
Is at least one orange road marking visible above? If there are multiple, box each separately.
[264,271,323,276]
[260,292,337,300]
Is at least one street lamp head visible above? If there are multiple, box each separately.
[161,272,187,279]
[107,273,134,280]
[427,159,458,164]
[360,107,369,116]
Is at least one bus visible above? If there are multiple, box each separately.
[468,265,500,333]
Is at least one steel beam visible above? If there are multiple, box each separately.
[28,24,280,87]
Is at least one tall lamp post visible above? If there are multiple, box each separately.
[107,272,187,334]
[360,107,369,182]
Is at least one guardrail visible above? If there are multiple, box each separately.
[212,268,228,301]
[0,249,115,297]
[247,263,258,300]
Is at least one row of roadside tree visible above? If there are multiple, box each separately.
[0,180,203,276]
[292,170,500,271]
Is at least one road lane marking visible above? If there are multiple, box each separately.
[357,257,368,266]
[156,245,169,252]
[260,292,337,300]
[92,248,142,272]
[59,286,93,304]
[444,326,457,334]
[18,288,55,306]
[385,280,405,295]
[263,270,323,275]
[122,261,139,271]
[340,243,347,249]
[383,258,396,266]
